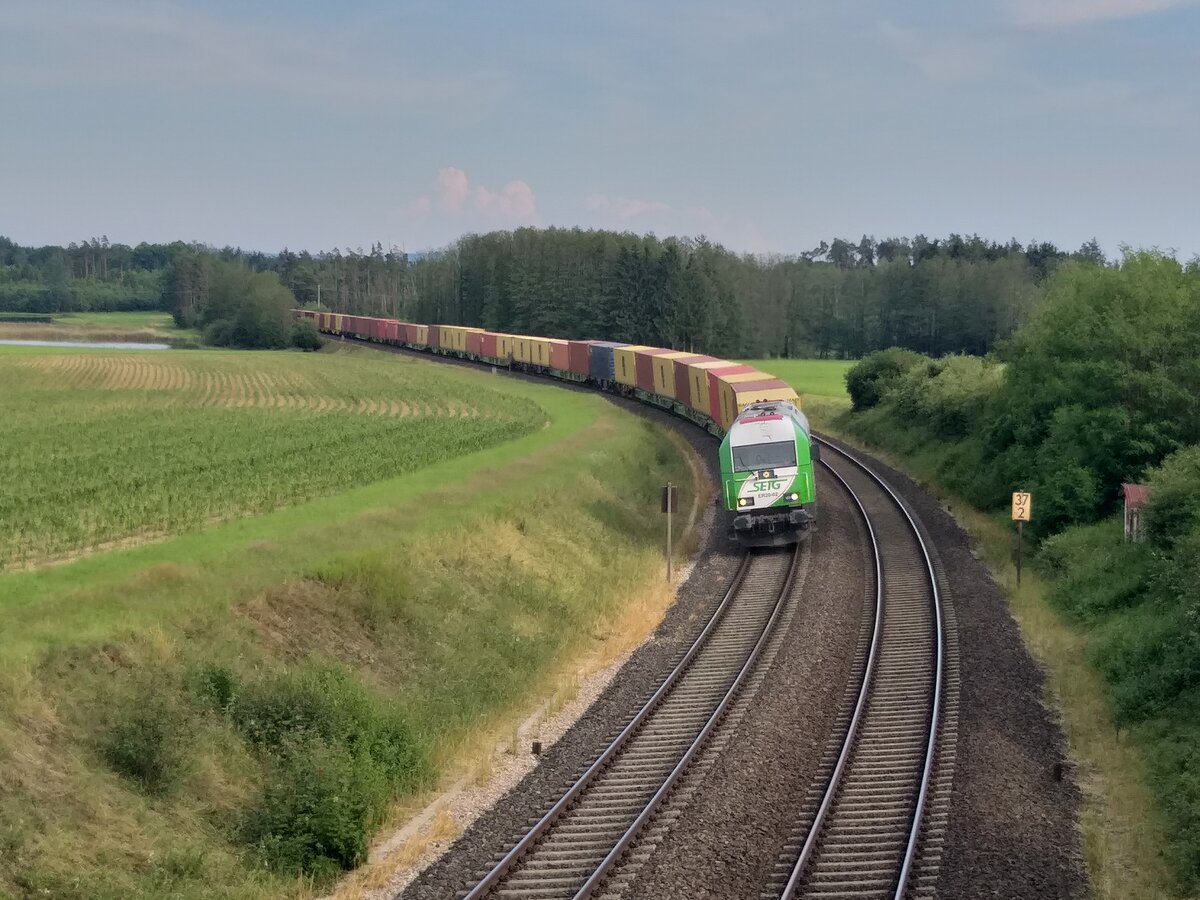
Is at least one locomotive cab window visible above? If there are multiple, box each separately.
[732,441,797,472]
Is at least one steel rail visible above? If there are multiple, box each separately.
[572,545,802,898]
[780,437,943,900]
[463,546,796,899]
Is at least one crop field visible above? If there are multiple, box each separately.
[0,345,541,569]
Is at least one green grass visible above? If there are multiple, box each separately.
[738,357,854,402]
[0,344,538,569]
[0,347,696,898]
[739,358,854,427]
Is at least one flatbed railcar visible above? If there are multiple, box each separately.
[296,309,818,546]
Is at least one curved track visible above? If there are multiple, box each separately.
[763,438,943,900]
[461,546,801,900]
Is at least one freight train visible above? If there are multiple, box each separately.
[298,310,817,546]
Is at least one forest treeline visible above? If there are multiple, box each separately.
[1,229,1111,357]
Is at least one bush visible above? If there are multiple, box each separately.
[221,665,430,877]
[99,683,186,794]
[203,318,235,347]
[243,737,388,878]
[844,347,926,411]
[292,318,323,351]
[1144,446,1200,551]
[888,355,1002,438]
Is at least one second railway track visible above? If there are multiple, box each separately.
[767,438,945,900]
[461,546,801,900]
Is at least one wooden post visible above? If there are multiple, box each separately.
[666,482,673,583]
[662,483,677,583]
[1016,520,1023,587]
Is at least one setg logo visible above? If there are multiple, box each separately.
[753,480,783,492]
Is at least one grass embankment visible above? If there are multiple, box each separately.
[0,347,697,899]
[0,310,198,346]
[825,407,1177,900]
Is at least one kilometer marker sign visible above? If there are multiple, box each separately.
[1012,491,1032,585]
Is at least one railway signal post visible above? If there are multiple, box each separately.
[1012,491,1032,585]
[662,483,678,582]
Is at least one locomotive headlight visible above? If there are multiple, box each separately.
[762,469,773,478]
[788,492,799,501]
[738,498,752,507]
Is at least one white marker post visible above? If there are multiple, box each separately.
[662,483,678,582]
[1011,491,1032,585]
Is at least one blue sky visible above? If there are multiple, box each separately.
[2,0,1197,257]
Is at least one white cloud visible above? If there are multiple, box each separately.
[1007,0,1198,28]
[409,168,538,222]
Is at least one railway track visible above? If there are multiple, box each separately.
[460,546,801,900]
[764,438,945,900]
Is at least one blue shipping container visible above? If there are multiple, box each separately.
[588,341,626,381]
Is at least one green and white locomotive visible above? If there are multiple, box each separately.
[719,401,818,547]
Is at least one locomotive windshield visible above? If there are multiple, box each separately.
[732,440,797,472]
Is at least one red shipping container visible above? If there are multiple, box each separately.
[428,324,442,349]
[549,340,570,372]
[707,364,757,429]
[673,354,714,409]
[466,331,484,357]
[480,332,499,358]
[634,348,669,393]
[566,341,591,376]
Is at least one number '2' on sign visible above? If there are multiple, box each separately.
[1011,492,1032,522]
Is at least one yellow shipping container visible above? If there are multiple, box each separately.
[333,314,345,333]
[683,360,731,416]
[528,338,552,367]
[717,378,796,429]
[713,371,771,429]
[411,324,429,347]
[650,350,694,398]
[612,345,649,387]
[732,385,800,410]
[496,334,517,360]
[443,326,483,352]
